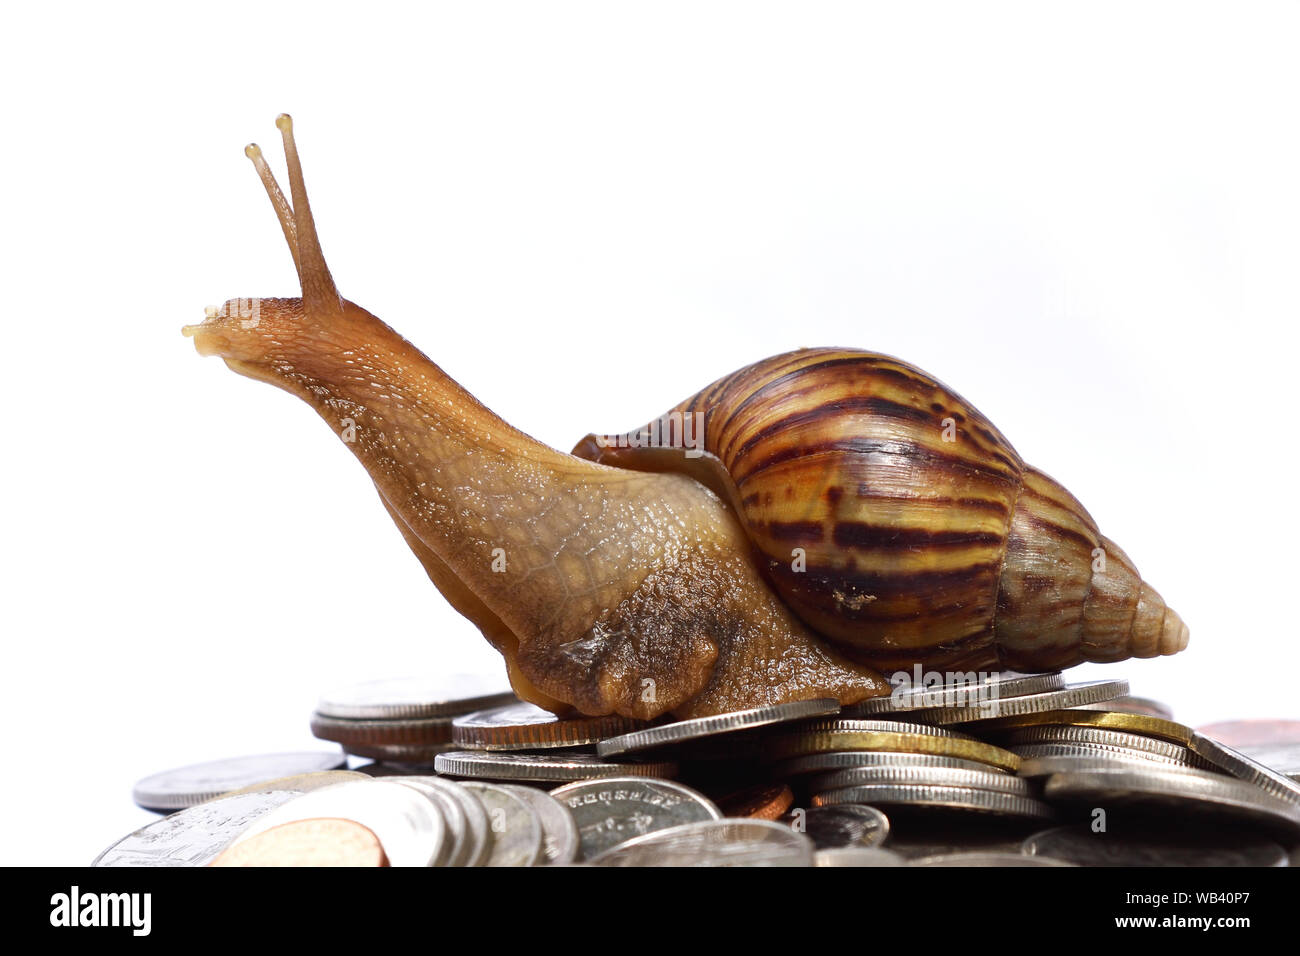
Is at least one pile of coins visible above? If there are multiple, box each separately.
[95,672,1300,867]
[306,676,519,763]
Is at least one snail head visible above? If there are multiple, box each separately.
[182,114,378,385]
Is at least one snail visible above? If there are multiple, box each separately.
[183,116,1188,721]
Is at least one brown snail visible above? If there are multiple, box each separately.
[183,116,1188,721]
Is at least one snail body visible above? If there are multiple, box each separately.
[184,117,1186,721]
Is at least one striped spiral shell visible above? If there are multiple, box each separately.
[572,348,1188,673]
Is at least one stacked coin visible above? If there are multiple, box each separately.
[430,699,681,783]
[763,713,1052,824]
[308,675,518,762]
[104,671,1300,866]
[952,701,1300,840]
[100,775,578,867]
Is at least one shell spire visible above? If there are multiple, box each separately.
[992,469,1189,671]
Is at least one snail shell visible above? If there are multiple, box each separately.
[574,348,1188,673]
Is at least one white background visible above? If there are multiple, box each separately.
[2,2,1297,865]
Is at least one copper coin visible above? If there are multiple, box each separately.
[309,713,456,748]
[210,817,389,867]
[718,783,795,821]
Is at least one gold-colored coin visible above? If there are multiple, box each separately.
[209,770,370,801]
[210,817,389,867]
[763,731,1021,773]
[967,710,1193,746]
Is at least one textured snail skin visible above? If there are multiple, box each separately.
[574,350,1189,673]
[183,117,891,720]
[184,118,1185,721]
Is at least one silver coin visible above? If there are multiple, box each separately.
[586,819,815,867]
[790,804,890,849]
[912,680,1130,725]
[999,724,1199,763]
[771,750,1008,778]
[1074,696,1174,719]
[1022,823,1290,867]
[1188,731,1300,806]
[500,785,580,865]
[131,752,347,811]
[549,777,723,860]
[230,780,447,867]
[814,784,1056,820]
[596,699,841,758]
[807,764,1032,796]
[1016,751,1200,778]
[427,777,491,866]
[1234,743,1300,781]
[1042,766,1300,833]
[93,790,300,866]
[845,672,1065,716]
[434,750,677,782]
[793,718,975,740]
[395,777,469,866]
[315,675,517,720]
[909,851,1074,867]
[813,847,905,867]
[460,782,543,867]
[451,701,645,751]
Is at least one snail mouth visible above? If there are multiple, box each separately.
[182,316,254,368]
[182,296,306,368]
[181,318,229,357]
[182,319,286,387]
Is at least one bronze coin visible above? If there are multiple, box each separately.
[309,713,456,748]
[209,817,389,867]
[718,783,795,821]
